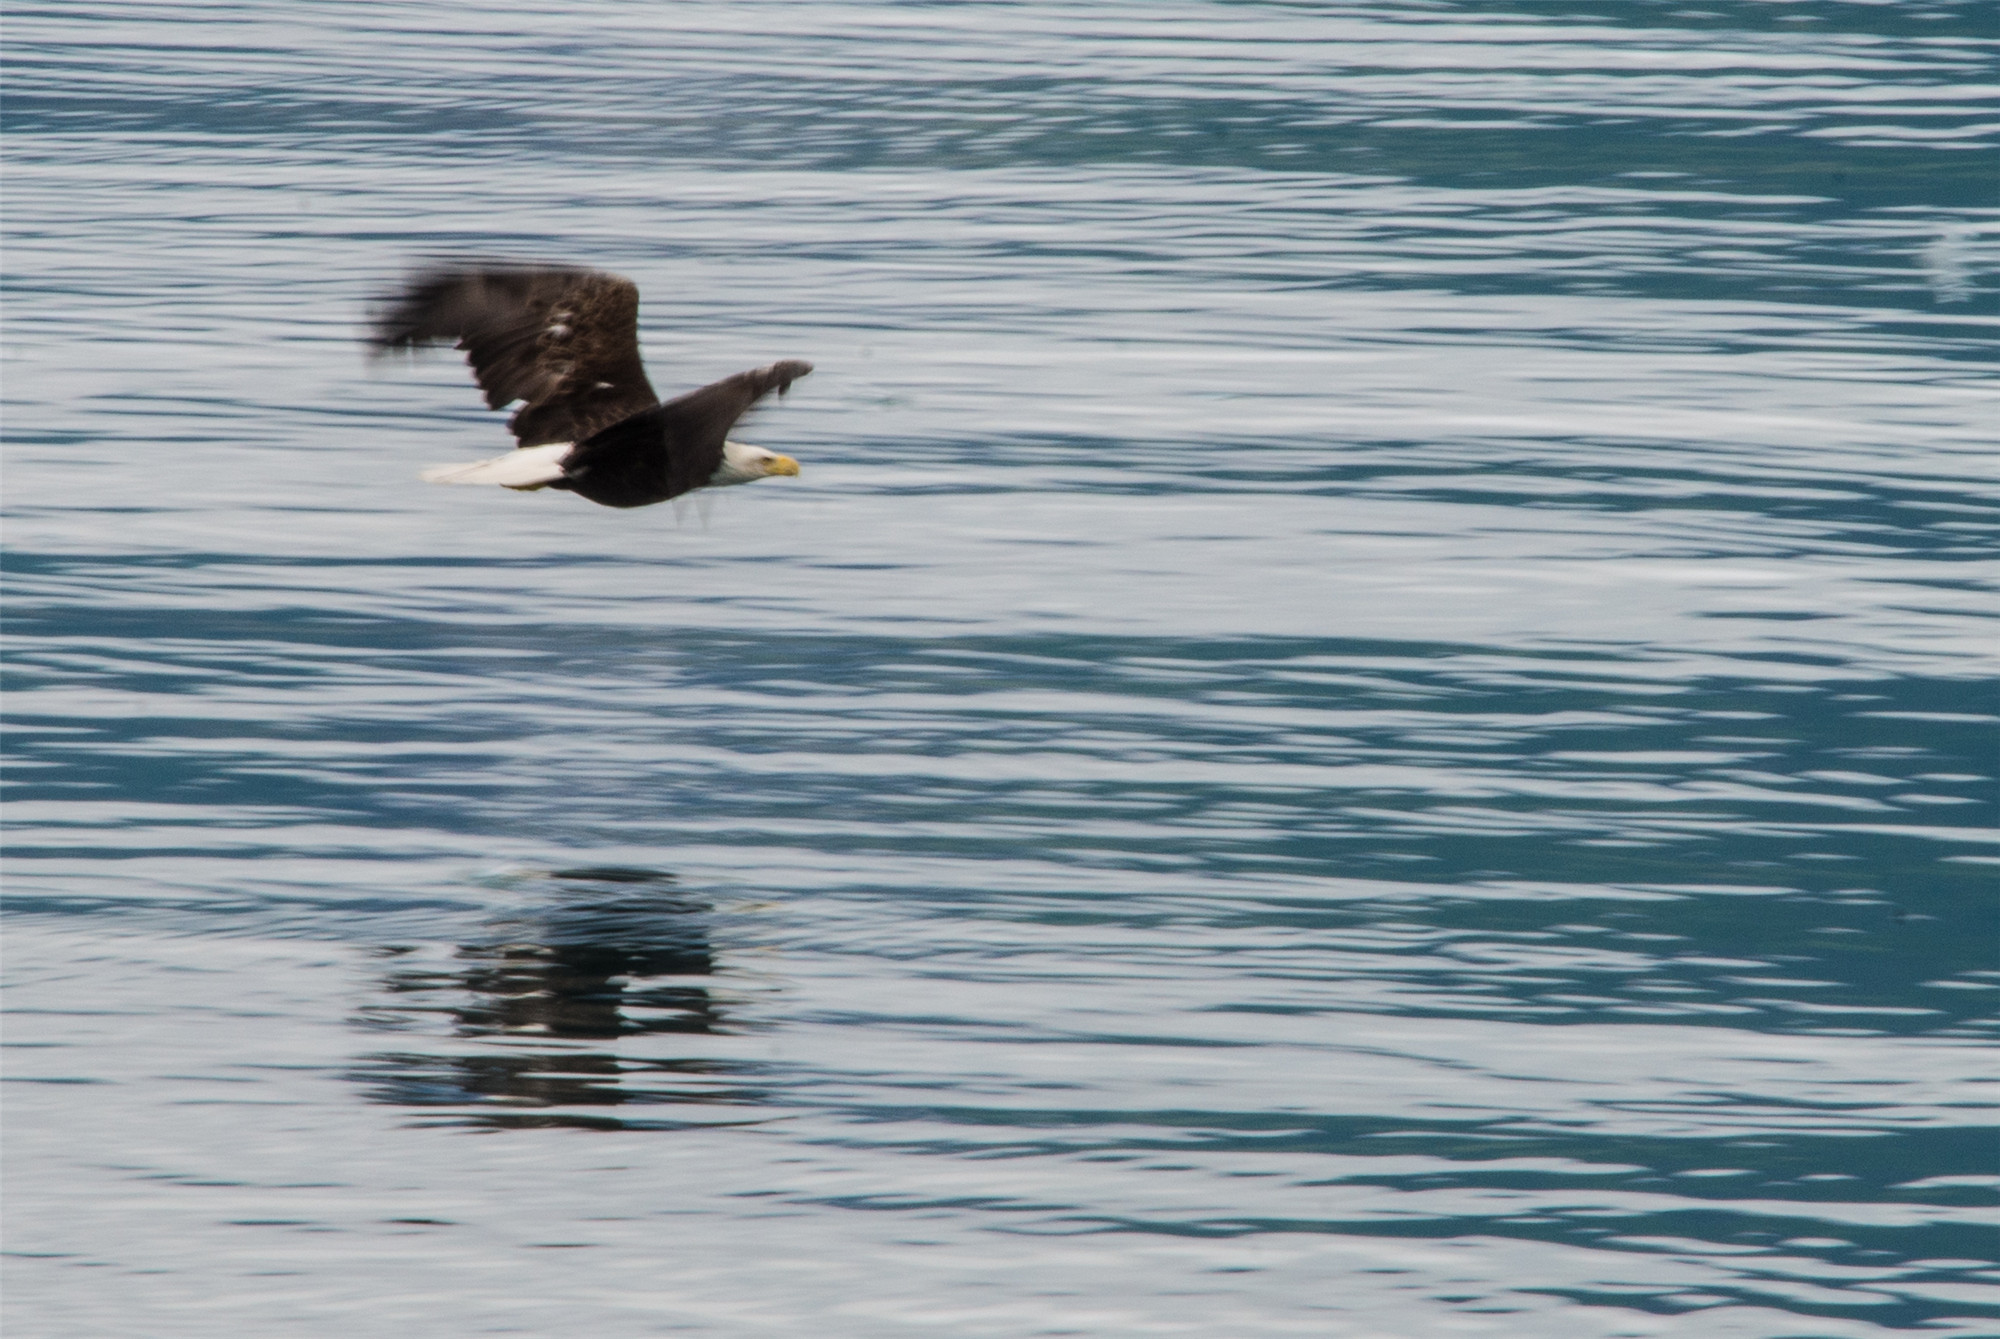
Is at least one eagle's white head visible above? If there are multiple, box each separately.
[712,440,801,488]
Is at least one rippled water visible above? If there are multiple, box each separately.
[6,2,1997,1334]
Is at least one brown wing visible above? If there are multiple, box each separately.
[369,261,659,446]
[653,360,814,499]
[559,360,813,507]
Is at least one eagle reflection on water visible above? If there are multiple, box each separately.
[351,868,770,1131]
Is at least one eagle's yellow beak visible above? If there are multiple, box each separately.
[764,455,801,478]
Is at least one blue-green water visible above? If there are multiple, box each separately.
[5,3,1996,1334]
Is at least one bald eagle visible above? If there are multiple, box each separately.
[370,261,810,509]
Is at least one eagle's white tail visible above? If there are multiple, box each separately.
[421,442,571,489]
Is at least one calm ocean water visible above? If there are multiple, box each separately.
[5,2,1997,1334]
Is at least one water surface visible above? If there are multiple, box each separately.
[5,2,1997,1335]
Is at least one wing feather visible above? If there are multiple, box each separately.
[369,261,659,446]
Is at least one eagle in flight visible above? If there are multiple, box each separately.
[371,260,810,509]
